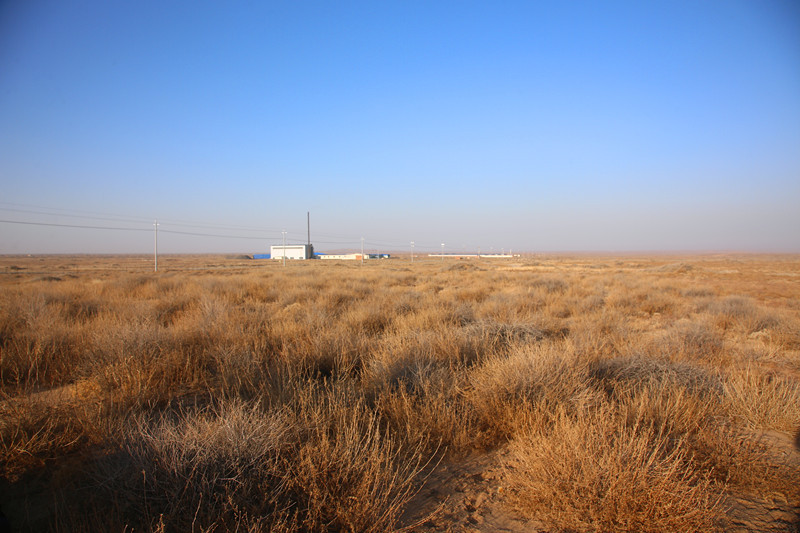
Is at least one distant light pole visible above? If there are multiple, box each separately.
[282,230,287,267]
[153,219,159,272]
[441,243,445,261]
[410,241,414,263]
[361,236,365,265]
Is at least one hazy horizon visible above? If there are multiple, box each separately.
[2,1,799,254]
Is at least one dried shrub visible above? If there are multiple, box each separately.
[76,396,427,532]
[0,396,89,480]
[508,405,723,533]
[468,342,597,442]
[711,296,782,333]
[723,365,800,432]
[590,355,723,399]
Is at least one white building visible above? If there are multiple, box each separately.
[270,244,314,260]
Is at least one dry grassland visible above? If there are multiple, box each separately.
[1,254,799,532]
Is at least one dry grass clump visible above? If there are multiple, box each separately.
[722,365,800,432]
[467,342,598,441]
[1,254,799,531]
[569,309,631,358]
[0,395,90,480]
[289,392,430,532]
[85,400,293,531]
[668,320,726,361]
[506,354,732,532]
[72,393,427,532]
[377,374,476,454]
[508,404,722,533]
[710,295,782,334]
[0,291,87,387]
[590,354,723,399]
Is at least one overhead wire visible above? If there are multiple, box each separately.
[0,219,150,231]
[0,202,452,248]
[0,218,277,240]
[0,201,153,223]
[0,202,446,248]
[0,202,286,235]
[159,229,274,240]
[0,206,151,225]
[1,206,476,251]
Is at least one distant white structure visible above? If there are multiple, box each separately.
[427,253,519,259]
[317,253,390,261]
[271,244,314,260]
[318,253,363,261]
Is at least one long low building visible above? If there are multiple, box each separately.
[427,253,519,259]
[317,253,363,260]
[317,253,390,260]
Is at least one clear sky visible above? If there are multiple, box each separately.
[1,1,799,254]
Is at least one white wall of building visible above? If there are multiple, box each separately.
[270,244,313,260]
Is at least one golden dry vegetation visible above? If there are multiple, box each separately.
[1,253,799,532]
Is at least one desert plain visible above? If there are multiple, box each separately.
[1,253,798,532]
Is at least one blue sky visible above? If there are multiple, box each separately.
[1,1,799,253]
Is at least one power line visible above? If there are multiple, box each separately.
[0,202,153,223]
[0,206,151,225]
[1,219,474,251]
[313,239,364,245]
[159,229,273,240]
[0,202,480,250]
[151,217,290,233]
[0,202,407,245]
[158,220,277,233]
[0,219,150,231]
[365,239,446,249]
[365,239,415,248]
[2,214,503,252]
[0,218,289,241]
[0,202,285,234]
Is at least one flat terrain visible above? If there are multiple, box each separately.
[1,254,799,531]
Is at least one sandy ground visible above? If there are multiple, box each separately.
[400,447,544,532]
[723,429,800,532]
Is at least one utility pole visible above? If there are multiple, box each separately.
[282,230,287,267]
[441,242,445,261]
[153,219,159,272]
[410,241,414,263]
[307,212,310,245]
[361,237,365,265]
